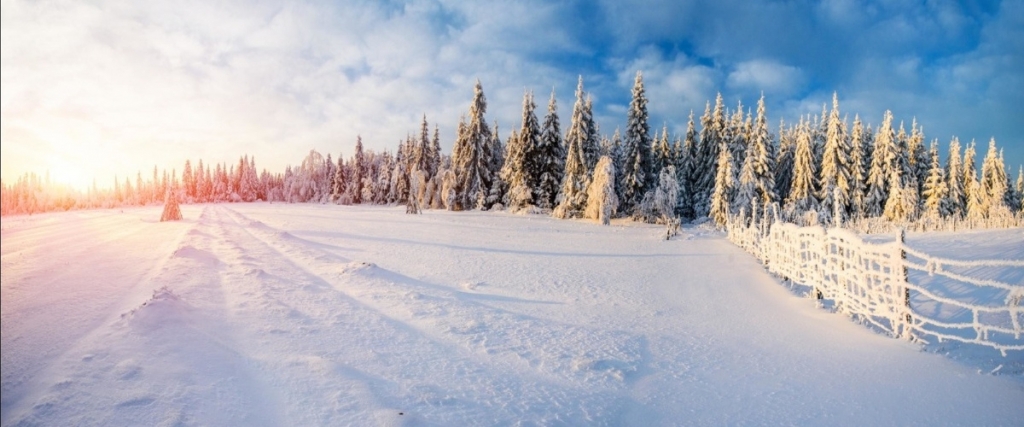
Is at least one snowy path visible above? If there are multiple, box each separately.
[2,204,1022,426]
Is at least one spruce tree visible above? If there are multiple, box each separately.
[536,89,564,209]
[182,160,195,202]
[693,95,725,218]
[785,120,819,219]
[351,136,365,204]
[451,80,494,210]
[678,112,698,219]
[621,71,653,214]
[864,111,895,218]
[945,137,965,218]
[979,138,1008,218]
[585,156,618,225]
[430,125,442,179]
[1015,166,1024,214]
[654,126,673,176]
[709,144,734,228]
[734,95,777,219]
[556,80,591,218]
[908,119,929,196]
[848,115,868,219]
[883,120,918,222]
[501,93,540,211]
[775,120,795,205]
[921,140,949,219]
[819,93,851,224]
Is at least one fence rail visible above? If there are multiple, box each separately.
[727,215,1024,356]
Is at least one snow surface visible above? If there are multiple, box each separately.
[2,204,1022,426]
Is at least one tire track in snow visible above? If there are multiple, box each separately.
[217,206,650,422]
[4,206,289,427]
[210,205,610,424]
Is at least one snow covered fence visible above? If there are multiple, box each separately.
[727,216,1024,356]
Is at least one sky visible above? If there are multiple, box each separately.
[2,0,1023,189]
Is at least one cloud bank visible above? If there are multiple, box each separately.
[2,0,1021,187]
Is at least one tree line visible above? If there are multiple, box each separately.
[3,73,1023,231]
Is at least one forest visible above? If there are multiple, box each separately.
[3,73,1023,231]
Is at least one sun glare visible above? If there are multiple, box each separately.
[46,160,93,191]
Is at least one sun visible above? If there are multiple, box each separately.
[45,159,94,191]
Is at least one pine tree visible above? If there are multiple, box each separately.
[883,120,918,222]
[921,140,949,219]
[818,93,851,224]
[451,80,495,210]
[430,125,442,179]
[653,166,680,222]
[582,96,600,174]
[182,160,195,202]
[979,138,1009,218]
[610,128,625,204]
[734,95,777,220]
[565,77,600,178]
[678,112,698,219]
[331,152,346,203]
[775,120,795,205]
[709,144,734,228]
[785,120,819,219]
[535,89,564,209]
[585,156,618,225]
[556,80,591,218]
[908,119,929,196]
[621,71,653,214]
[501,93,540,211]
[654,126,673,176]
[693,96,725,217]
[848,115,868,219]
[351,136,366,204]
[486,122,505,207]
[965,161,984,221]
[1015,166,1024,214]
[944,137,965,218]
[864,111,895,218]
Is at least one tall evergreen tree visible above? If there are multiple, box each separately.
[945,138,965,218]
[535,90,564,209]
[709,144,734,228]
[1014,166,1024,214]
[693,95,725,217]
[908,119,929,196]
[921,140,949,219]
[501,92,541,211]
[848,115,868,218]
[818,93,851,224]
[678,112,698,219]
[775,120,795,205]
[621,71,653,214]
[979,138,1008,218]
[350,136,366,204]
[785,120,819,219]
[451,80,495,210]
[556,81,591,218]
[864,111,895,217]
[733,95,777,218]
[653,125,673,176]
[883,119,918,222]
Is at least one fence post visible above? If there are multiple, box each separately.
[897,228,912,340]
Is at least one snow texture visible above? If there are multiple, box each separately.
[2,204,1022,426]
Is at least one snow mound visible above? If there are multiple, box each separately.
[171,245,220,266]
[120,286,185,323]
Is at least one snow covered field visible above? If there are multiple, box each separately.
[2,203,1022,426]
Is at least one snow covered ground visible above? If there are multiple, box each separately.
[2,203,1022,426]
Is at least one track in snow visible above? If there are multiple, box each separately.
[2,203,1022,426]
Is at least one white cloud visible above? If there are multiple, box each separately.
[726,60,805,96]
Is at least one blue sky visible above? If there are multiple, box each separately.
[2,0,1022,187]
